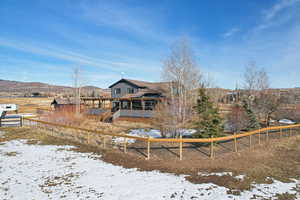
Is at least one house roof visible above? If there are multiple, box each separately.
[120,88,162,98]
[51,97,78,105]
[108,78,169,94]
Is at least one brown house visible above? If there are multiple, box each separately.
[51,98,85,112]
[108,78,169,111]
[81,78,170,121]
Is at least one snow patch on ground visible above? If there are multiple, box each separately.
[198,172,247,181]
[0,140,299,200]
[235,174,246,181]
[114,128,197,143]
[198,172,233,177]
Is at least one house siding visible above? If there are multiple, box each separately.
[110,82,139,98]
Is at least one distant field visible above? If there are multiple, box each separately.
[0,97,52,113]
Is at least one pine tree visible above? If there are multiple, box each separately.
[193,88,223,138]
[242,99,260,131]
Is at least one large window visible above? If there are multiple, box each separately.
[114,88,121,94]
[127,88,134,94]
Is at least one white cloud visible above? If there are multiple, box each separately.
[256,0,300,31]
[264,0,300,21]
[222,28,240,38]
[0,37,158,73]
[78,1,174,44]
[0,36,162,87]
[0,38,114,69]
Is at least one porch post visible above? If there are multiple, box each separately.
[141,99,145,110]
[130,99,133,110]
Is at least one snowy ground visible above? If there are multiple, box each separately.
[0,139,299,200]
[114,128,197,143]
[128,128,197,138]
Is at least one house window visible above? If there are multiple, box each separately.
[114,88,121,94]
[127,88,134,94]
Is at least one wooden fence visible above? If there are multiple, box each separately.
[22,117,300,160]
[0,116,23,127]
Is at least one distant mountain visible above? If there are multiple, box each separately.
[0,79,103,96]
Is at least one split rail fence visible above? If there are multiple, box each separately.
[22,117,300,160]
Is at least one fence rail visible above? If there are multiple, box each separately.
[0,116,22,127]
[23,117,148,141]
[22,117,300,160]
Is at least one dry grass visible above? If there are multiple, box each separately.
[4,151,19,156]
[42,109,152,135]
[0,97,52,113]
[1,126,300,195]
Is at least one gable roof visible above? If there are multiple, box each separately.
[51,97,78,105]
[109,78,147,89]
[108,78,169,94]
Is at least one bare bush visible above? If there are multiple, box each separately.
[44,107,87,126]
[227,104,248,133]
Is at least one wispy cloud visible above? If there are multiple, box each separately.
[222,28,240,38]
[0,36,162,86]
[0,37,158,73]
[0,38,121,70]
[264,0,300,21]
[78,1,174,44]
[195,0,300,88]
[255,0,300,31]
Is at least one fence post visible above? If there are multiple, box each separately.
[266,130,269,141]
[124,138,127,153]
[87,131,90,144]
[289,128,292,137]
[258,130,261,145]
[234,133,237,152]
[210,136,214,159]
[179,135,183,161]
[111,136,115,147]
[279,128,282,139]
[20,116,23,127]
[103,136,106,149]
[249,134,252,148]
[147,137,151,160]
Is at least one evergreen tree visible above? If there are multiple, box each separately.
[193,88,223,138]
[242,99,260,131]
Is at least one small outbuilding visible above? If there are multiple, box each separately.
[51,98,85,112]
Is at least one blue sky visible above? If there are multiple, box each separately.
[0,0,300,88]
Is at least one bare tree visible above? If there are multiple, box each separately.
[243,63,280,126]
[243,62,258,96]
[155,39,203,137]
[243,62,269,96]
[256,92,280,126]
[73,67,81,116]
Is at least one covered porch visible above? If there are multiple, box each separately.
[81,97,162,111]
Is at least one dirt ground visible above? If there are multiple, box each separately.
[0,97,52,113]
[1,127,300,195]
